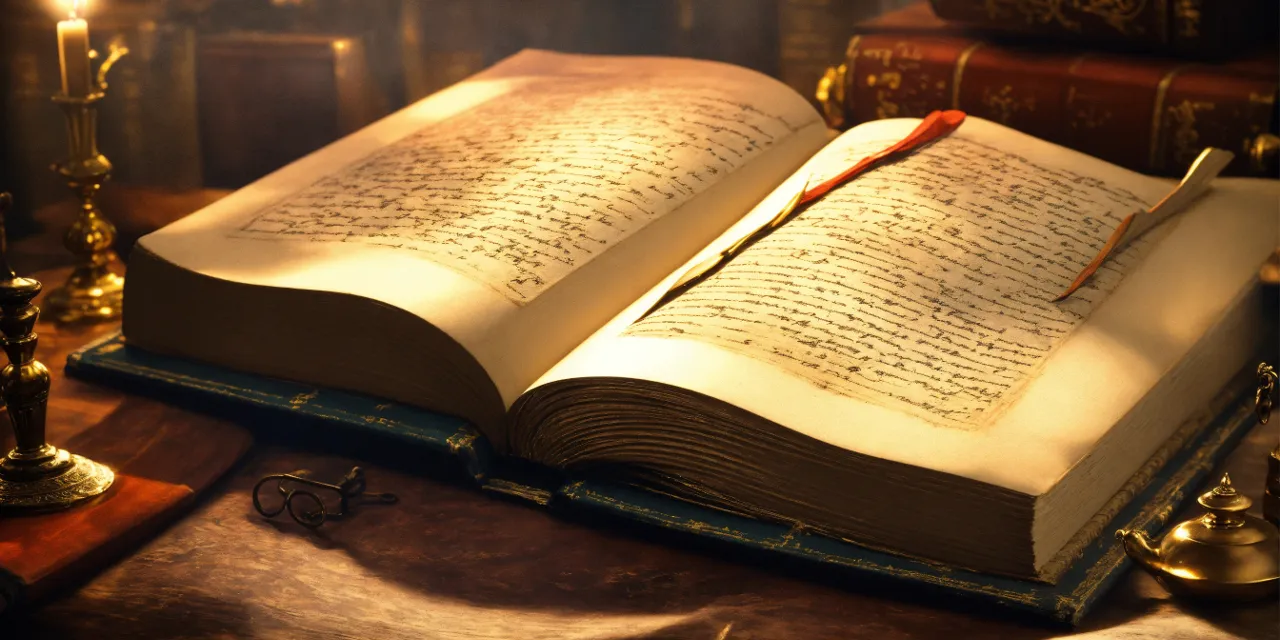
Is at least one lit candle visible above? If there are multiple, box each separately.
[56,0,93,97]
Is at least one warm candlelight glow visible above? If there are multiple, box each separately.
[54,0,88,18]
[49,0,89,19]
[55,0,93,97]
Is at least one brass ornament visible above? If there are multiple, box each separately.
[1260,250,1280,286]
[46,37,129,324]
[1248,133,1279,177]
[1116,473,1279,600]
[815,64,847,130]
[0,193,113,513]
[1116,364,1280,600]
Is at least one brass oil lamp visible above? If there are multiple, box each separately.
[1117,473,1279,600]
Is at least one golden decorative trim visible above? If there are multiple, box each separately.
[1173,0,1201,39]
[980,86,1036,125]
[816,64,848,129]
[447,431,478,454]
[951,42,985,110]
[844,35,863,64]
[983,0,1150,34]
[1167,98,1214,167]
[289,390,319,408]
[771,523,805,549]
[64,323,127,366]
[1249,133,1279,174]
[483,478,552,506]
[1148,65,1188,172]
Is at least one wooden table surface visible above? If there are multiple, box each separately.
[5,189,1279,640]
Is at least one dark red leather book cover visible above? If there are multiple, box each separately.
[927,0,1276,59]
[837,33,1278,177]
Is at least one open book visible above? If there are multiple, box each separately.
[123,50,1279,581]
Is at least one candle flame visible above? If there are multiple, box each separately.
[64,0,86,19]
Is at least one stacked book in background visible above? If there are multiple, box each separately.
[820,1,1279,178]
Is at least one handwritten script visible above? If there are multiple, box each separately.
[233,77,806,303]
[626,135,1150,429]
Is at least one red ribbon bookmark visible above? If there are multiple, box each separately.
[800,109,967,204]
[635,110,966,322]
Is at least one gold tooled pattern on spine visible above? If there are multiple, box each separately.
[447,431,478,454]
[951,42,985,110]
[981,0,1150,35]
[1167,99,1214,169]
[1173,0,1201,39]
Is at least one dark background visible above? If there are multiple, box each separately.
[0,0,909,236]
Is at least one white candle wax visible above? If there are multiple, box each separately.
[57,17,92,97]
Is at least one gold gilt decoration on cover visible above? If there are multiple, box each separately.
[1173,0,1201,38]
[983,0,1150,34]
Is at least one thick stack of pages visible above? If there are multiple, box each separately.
[103,52,1276,594]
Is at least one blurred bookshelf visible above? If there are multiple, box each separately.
[0,0,911,235]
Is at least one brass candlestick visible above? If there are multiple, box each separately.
[0,193,113,513]
[46,38,129,324]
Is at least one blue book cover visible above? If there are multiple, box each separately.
[65,331,1257,625]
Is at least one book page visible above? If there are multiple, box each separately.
[531,117,1278,495]
[138,50,827,404]
[229,74,811,305]
[623,127,1154,429]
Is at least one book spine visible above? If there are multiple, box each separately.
[779,0,874,104]
[927,0,1273,58]
[838,34,1279,177]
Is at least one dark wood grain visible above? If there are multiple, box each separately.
[4,191,1278,639]
[8,423,1277,640]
